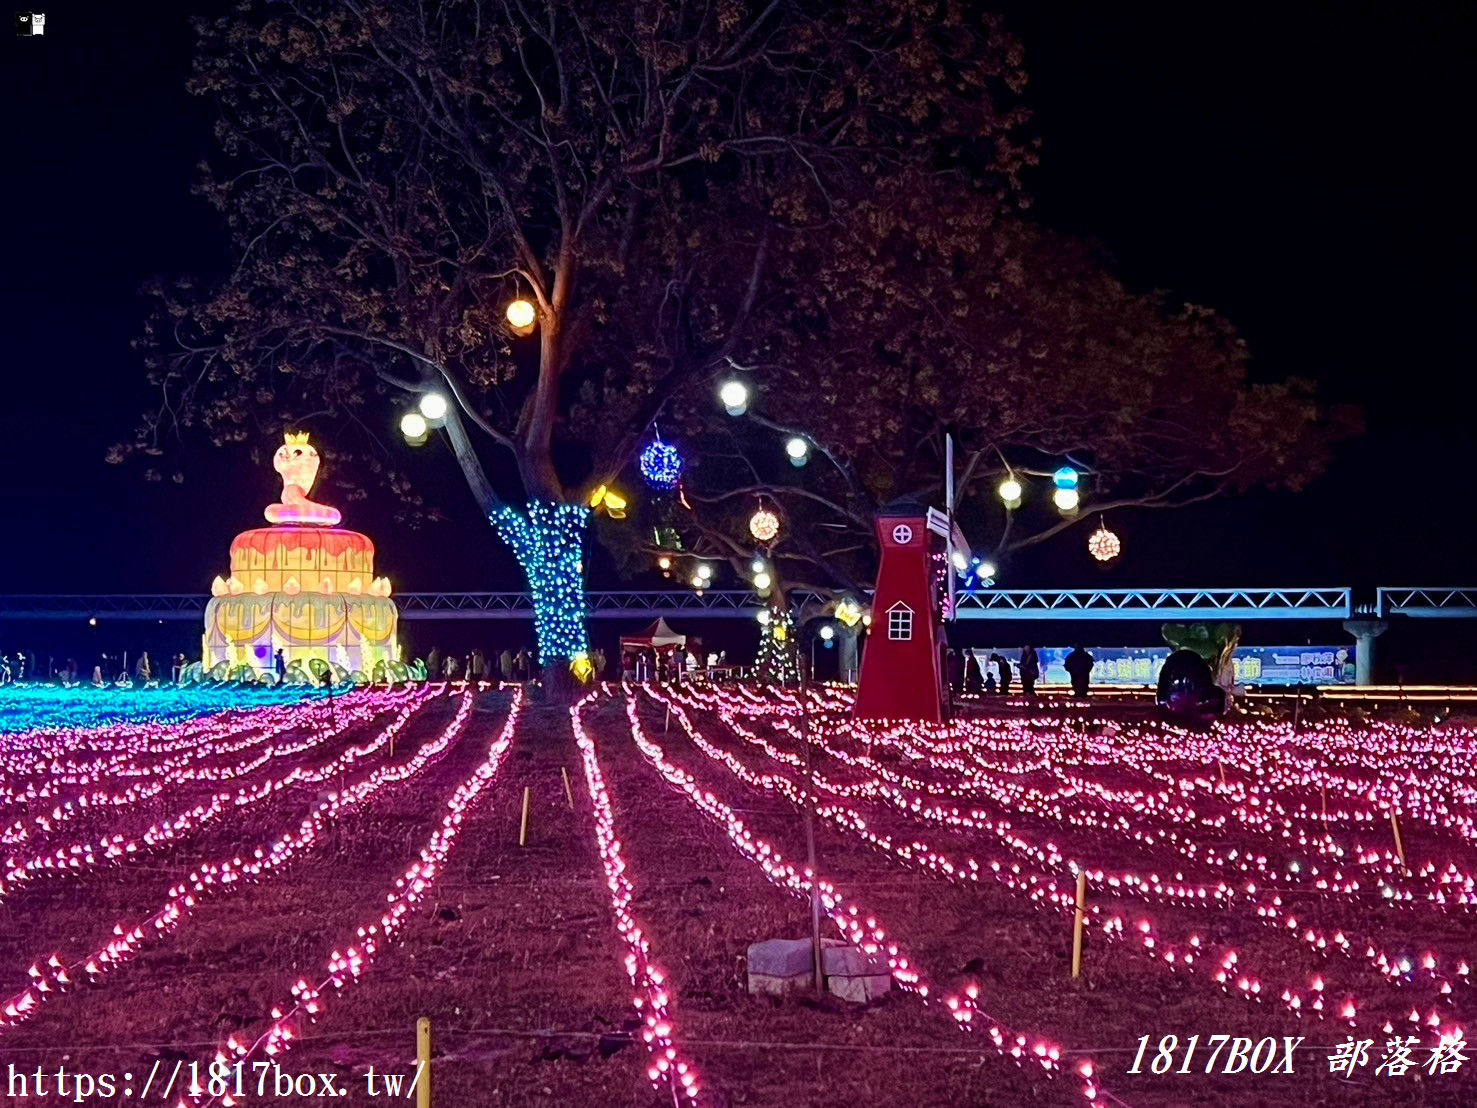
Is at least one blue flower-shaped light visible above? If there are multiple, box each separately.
[1053,466,1079,490]
[639,439,683,489]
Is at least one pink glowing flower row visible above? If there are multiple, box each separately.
[617,691,1103,1103]
[571,691,700,1103]
[665,683,1475,1045]
[187,686,524,1108]
[1,688,430,903]
[1,689,468,1033]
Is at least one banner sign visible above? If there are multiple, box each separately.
[967,645,1356,686]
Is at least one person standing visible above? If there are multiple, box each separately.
[991,652,1013,696]
[514,648,530,681]
[442,654,460,680]
[1064,645,1094,698]
[427,646,442,682]
[469,648,487,682]
[499,648,514,682]
[135,652,152,684]
[1019,645,1040,698]
[274,648,286,681]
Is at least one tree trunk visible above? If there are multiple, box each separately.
[491,501,591,703]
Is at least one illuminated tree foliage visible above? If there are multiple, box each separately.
[116,0,1034,685]
[649,220,1357,600]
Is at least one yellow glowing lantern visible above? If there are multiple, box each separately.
[506,298,537,336]
[749,508,780,543]
[589,484,628,520]
[571,653,594,682]
[1088,521,1121,562]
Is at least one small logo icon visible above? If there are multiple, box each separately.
[891,524,914,545]
[16,11,45,35]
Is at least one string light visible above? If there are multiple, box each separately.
[753,607,800,684]
[184,688,523,1105]
[998,477,1022,505]
[749,508,780,543]
[718,380,750,415]
[1053,487,1080,512]
[643,681,1477,1051]
[1088,521,1121,562]
[785,437,810,466]
[571,693,701,1101]
[506,298,536,333]
[639,438,684,490]
[491,502,590,667]
[417,393,448,422]
[399,412,428,443]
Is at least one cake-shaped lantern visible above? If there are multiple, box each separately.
[203,433,399,679]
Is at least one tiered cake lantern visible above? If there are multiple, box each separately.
[202,433,399,678]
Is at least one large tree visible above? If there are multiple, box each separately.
[117,0,1033,689]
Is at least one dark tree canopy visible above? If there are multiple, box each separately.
[119,0,1033,519]
[643,219,1356,595]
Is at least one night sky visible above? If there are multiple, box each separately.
[3,4,1473,612]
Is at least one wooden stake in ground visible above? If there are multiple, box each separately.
[561,767,575,810]
[1217,760,1227,788]
[1390,810,1410,876]
[799,683,825,1000]
[1071,870,1088,979]
[1320,782,1328,824]
[416,1016,432,1108]
[519,786,531,847]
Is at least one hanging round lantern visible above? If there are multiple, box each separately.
[1088,520,1121,563]
[639,438,683,489]
[749,507,780,543]
[1053,466,1080,489]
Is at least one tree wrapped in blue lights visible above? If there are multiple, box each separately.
[491,501,591,669]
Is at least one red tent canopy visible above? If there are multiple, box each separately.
[619,618,687,652]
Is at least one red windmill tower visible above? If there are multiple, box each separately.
[854,498,967,723]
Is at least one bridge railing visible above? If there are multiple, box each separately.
[952,587,1352,621]
[0,586,1364,622]
[1377,588,1477,619]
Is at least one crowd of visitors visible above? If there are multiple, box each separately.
[953,645,1094,699]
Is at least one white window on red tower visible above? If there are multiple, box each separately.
[887,602,914,641]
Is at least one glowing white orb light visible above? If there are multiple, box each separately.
[998,476,1023,504]
[399,412,429,441]
[505,298,536,330]
[1088,522,1121,562]
[719,379,751,415]
[418,393,448,421]
[1053,486,1080,512]
[749,508,780,542]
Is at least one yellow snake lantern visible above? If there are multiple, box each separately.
[202,433,399,679]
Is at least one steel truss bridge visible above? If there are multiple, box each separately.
[2,586,1474,623]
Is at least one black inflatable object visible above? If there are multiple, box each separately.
[1157,649,1227,721]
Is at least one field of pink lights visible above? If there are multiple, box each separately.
[0,683,1473,1106]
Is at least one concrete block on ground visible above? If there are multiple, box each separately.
[822,941,892,1004]
[747,938,815,997]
